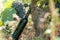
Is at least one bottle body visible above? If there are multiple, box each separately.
[12,17,28,40]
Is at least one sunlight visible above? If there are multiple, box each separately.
[45,29,52,34]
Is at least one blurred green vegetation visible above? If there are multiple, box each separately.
[0,0,60,40]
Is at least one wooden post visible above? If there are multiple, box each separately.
[49,0,58,40]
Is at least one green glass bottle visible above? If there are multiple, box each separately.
[12,17,28,40]
[12,2,31,40]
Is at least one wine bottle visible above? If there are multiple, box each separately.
[12,3,31,40]
[12,17,28,40]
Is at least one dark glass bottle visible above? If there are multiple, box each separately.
[12,17,28,40]
[12,3,31,40]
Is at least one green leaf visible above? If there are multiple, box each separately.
[55,37,60,40]
[1,8,16,22]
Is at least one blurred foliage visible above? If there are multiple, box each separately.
[0,0,60,40]
[55,37,60,40]
[0,19,3,26]
[0,0,16,23]
[0,0,59,23]
[4,0,15,8]
[2,28,11,35]
[33,37,46,40]
[22,0,31,4]
[1,8,16,22]
[2,26,11,35]
[54,0,60,3]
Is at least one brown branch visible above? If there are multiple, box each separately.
[49,0,58,40]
